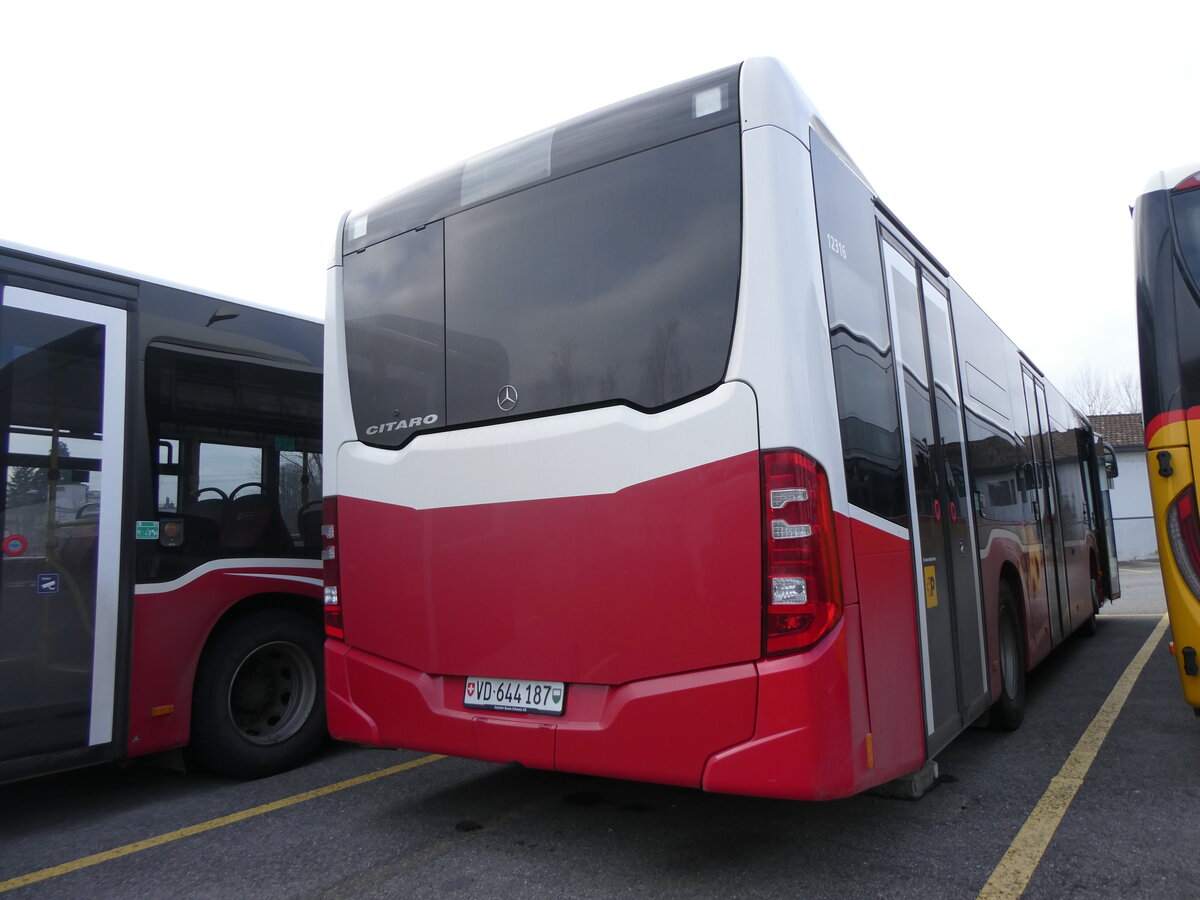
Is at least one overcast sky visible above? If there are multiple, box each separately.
[1,1,1195,393]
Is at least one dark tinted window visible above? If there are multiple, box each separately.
[811,132,907,522]
[1137,188,1200,422]
[139,284,323,367]
[922,280,958,400]
[446,125,741,424]
[1172,191,1200,413]
[343,66,741,255]
[1172,187,1200,291]
[965,412,1027,532]
[343,222,446,444]
[342,125,742,442]
[0,306,105,759]
[140,347,322,582]
[891,263,929,387]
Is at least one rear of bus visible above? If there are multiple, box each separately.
[1136,166,1200,709]
[322,60,917,799]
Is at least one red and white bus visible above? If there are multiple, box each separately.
[0,243,325,782]
[322,59,1119,800]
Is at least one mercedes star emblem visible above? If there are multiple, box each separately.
[497,384,519,411]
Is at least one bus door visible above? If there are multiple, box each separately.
[1021,371,1070,644]
[0,287,127,765]
[881,237,988,755]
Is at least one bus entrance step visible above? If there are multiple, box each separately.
[869,760,940,801]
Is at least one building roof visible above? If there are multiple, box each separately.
[1090,413,1144,450]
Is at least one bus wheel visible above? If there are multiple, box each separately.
[990,581,1026,731]
[189,609,325,778]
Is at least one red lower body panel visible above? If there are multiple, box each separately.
[847,518,926,782]
[325,640,757,787]
[704,609,890,801]
[335,452,763,688]
[325,509,928,800]
[326,596,909,800]
[128,564,321,757]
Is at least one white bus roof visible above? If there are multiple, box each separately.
[0,238,322,325]
[1141,164,1200,195]
[740,58,874,194]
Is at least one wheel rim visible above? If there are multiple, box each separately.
[227,640,317,746]
[999,607,1019,699]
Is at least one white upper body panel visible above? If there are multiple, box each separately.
[323,240,354,500]
[1141,164,1200,195]
[326,58,852,511]
[726,121,847,512]
[336,381,758,510]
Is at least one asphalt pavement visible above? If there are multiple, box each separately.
[0,561,1191,899]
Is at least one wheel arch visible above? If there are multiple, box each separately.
[183,590,322,736]
[186,592,327,777]
[188,589,324,736]
[989,566,1029,730]
[127,583,322,759]
[205,590,322,641]
[997,561,1030,673]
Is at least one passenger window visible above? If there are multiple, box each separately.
[199,443,263,497]
[278,449,322,552]
[810,130,906,523]
[141,346,322,582]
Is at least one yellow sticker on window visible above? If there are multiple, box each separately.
[924,565,938,608]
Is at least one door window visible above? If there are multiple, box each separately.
[0,291,126,759]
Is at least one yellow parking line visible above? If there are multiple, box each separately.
[0,753,446,893]
[977,615,1168,899]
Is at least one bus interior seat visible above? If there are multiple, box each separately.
[297,502,322,554]
[180,495,225,555]
[220,493,296,555]
[184,495,225,529]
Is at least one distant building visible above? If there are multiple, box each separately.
[1090,413,1154,561]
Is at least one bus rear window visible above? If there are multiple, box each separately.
[342,124,742,446]
[343,222,446,443]
[1172,188,1200,292]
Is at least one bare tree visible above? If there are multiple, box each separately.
[1065,366,1142,415]
[1114,371,1142,414]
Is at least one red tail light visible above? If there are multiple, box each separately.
[1167,486,1200,600]
[761,449,843,655]
[1172,172,1200,193]
[322,497,344,639]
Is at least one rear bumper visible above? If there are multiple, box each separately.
[325,610,887,800]
[326,639,756,788]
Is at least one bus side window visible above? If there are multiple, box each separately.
[278,449,322,550]
[156,440,180,513]
[143,346,322,580]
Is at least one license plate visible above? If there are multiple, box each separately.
[463,677,565,716]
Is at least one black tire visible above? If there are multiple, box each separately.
[989,581,1026,731]
[1080,567,1101,638]
[189,609,325,778]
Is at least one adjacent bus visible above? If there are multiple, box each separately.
[1135,165,1200,711]
[323,59,1119,799]
[0,243,325,782]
